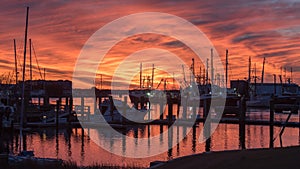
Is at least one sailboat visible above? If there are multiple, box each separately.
[17,6,34,157]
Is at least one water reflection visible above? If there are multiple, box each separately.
[1,110,299,167]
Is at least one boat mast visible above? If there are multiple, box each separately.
[248,56,251,83]
[182,65,187,86]
[151,64,154,89]
[20,6,29,152]
[254,63,257,96]
[140,63,142,88]
[261,57,265,84]
[284,67,287,83]
[29,38,32,81]
[199,66,202,84]
[44,68,46,80]
[290,67,293,83]
[210,49,214,85]
[14,39,18,84]
[191,58,195,83]
[225,49,228,89]
[206,58,209,84]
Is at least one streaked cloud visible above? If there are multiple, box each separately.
[0,0,299,87]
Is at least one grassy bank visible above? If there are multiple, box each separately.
[2,160,146,169]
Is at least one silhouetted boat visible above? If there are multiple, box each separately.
[94,98,148,123]
[273,95,299,114]
[0,102,15,128]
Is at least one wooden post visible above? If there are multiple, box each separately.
[148,101,151,120]
[177,101,181,119]
[65,97,69,113]
[192,100,196,120]
[38,97,41,107]
[269,98,274,148]
[109,96,114,121]
[94,97,97,116]
[167,124,173,158]
[98,96,102,113]
[122,96,127,124]
[192,125,197,152]
[58,97,62,107]
[239,97,246,149]
[44,96,49,106]
[203,97,211,152]
[141,96,145,110]
[182,96,187,120]
[159,102,164,120]
[167,100,173,124]
[69,97,73,123]
[56,100,60,128]
[81,97,84,120]
[134,99,138,110]
[0,111,3,154]
[87,107,90,121]
[22,133,27,151]
[81,128,84,157]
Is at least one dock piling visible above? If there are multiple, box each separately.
[167,100,173,124]
[122,96,127,124]
[269,99,274,148]
[56,100,60,128]
[159,102,164,120]
[203,97,211,152]
[239,97,246,149]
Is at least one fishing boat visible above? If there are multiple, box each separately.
[246,93,270,108]
[93,98,148,123]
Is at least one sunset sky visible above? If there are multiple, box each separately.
[0,0,299,89]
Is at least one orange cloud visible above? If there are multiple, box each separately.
[0,0,299,86]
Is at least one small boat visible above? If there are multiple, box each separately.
[202,94,241,117]
[273,95,299,114]
[8,151,63,166]
[0,102,15,128]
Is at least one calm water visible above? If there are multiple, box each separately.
[2,108,300,167]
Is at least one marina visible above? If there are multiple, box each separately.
[1,85,300,167]
[0,108,299,167]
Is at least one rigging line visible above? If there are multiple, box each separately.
[17,41,24,70]
[32,42,43,79]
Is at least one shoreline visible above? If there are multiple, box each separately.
[150,146,300,169]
